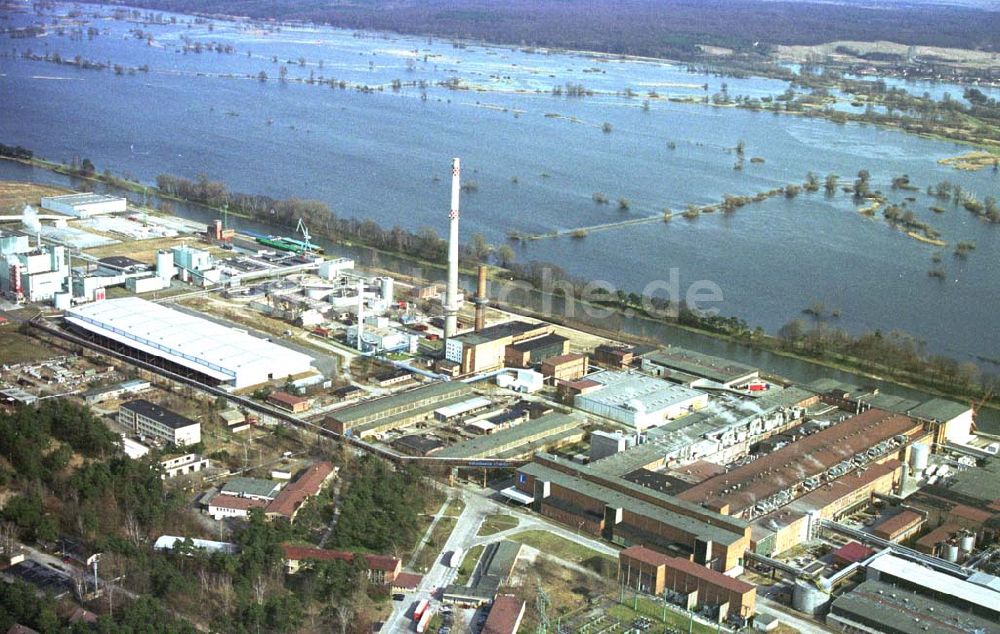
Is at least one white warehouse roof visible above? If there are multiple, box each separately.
[65,297,314,388]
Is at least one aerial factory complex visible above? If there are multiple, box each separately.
[2,147,999,634]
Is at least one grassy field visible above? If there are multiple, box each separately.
[411,516,457,573]
[606,596,722,634]
[0,181,68,215]
[476,512,519,537]
[454,544,485,586]
[508,530,616,573]
[443,497,466,518]
[0,326,58,364]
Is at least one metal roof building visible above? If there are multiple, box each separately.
[866,553,1000,621]
[65,297,314,388]
[829,579,1000,634]
[40,193,127,218]
[574,370,708,430]
[640,346,759,387]
[435,412,583,460]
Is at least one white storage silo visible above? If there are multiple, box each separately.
[380,276,394,305]
[909,443,930,475]
[156,250,176,281]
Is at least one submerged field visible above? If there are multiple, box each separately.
[1,3,999,367]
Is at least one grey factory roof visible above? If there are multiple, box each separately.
[942,456,1000,504]
[751,386,815,410]
[220,477,283,500]
[520,460,746,545]
[588,390,810,477]
[866,553,1000,618]
[906,397,970,423]
[578,370,704,413]
[508,333,568,353]
[453,320,541,346]
[805,378,865,395]
[830,580,1000,634]
[121,399,197,430]
[641,347,759,384]
[436,412,581,459]
[327,381,472,425]
[859,393,922,414]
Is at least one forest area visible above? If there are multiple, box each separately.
[0,401,425,633]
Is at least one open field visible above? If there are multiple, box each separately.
[411,516,457,573]
[82,235,201,263]
[454,544,485,586]
[476,512,519,537]
[0,181,68,215]
[508,530,616,572]
[0,326,58,364]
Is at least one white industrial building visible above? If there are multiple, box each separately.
[65,297,315,388]
[40,193,126,218]
[317,257,354,279]
[496,368,544,393]
[0,244,69,302]
[346,324,413,353]
[574,370,708,430]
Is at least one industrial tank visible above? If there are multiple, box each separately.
[380,276,394,305]
[944,542,960,562]
[959,532,976,553]
[792,581,830,615]
[909,443,930,474]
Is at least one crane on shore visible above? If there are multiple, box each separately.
[295,218,312,254]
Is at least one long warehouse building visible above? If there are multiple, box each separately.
[678,408,924,519]
[65,297,314,389]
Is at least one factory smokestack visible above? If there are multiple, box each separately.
[444,157,461,340]
[474,264,488,331]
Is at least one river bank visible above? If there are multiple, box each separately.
[2,156,996,432]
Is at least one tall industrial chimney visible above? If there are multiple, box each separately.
[356,279,365,352]
[474,264,488,331]
[443,157,461,340]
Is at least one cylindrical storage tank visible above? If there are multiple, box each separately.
[944,542,960,562]
[909,443,930,473]
[959,532,976,552]
[792,581,829,615]
[380,277,394,305]
[53,291,71,311]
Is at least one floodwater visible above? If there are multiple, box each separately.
[0,3,998,372]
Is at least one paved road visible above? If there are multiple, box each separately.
[381,482,622,633]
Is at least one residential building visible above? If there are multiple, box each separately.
[280,545,401,584]
[264,462,336,522]
[159,453,211,478]
[119,399,201,446]
[482,595,526,634]
[267,391,311,413]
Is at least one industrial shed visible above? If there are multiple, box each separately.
[64,297,314,389]
[40,193,126,218]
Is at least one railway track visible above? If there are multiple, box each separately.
[27,317,527,471]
